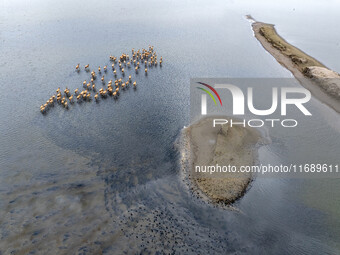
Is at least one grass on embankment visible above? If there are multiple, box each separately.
[258,24,325,73]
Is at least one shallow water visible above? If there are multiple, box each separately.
[0,0,339,254]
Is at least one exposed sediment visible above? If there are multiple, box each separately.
[248,15,340,112]
[181,117,261,205]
